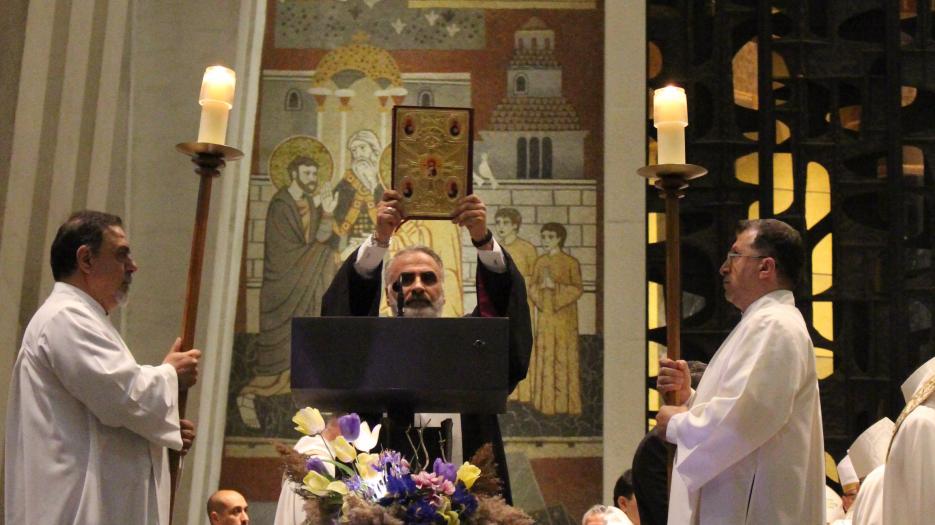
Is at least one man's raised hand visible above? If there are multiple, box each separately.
[452,194,490,247]
[375,189,405,243]
[657,358,691,405]
[163,337,201,390]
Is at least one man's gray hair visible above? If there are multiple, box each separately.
[348,129,381,158]
[384,245,445,288]
[581,504,630,524]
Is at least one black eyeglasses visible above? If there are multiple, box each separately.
[398,271,438,286]
[724,252,768,265]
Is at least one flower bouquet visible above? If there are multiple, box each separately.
[278,407,534,525]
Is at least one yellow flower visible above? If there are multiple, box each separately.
[456,462,481,489]
[437,496,451,514]
[304,470,349,497]
[340,500,350,523]
[436,499,459,525]
[331,436,357,463]
[303,471,332,496]
[326,481,349,495]
[292,407,325,436]
[355,452,381,480]
[444,511,460,525]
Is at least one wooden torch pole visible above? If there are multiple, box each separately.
[638,164,707,488]
[661,176,685,404]
[168,144,242,523]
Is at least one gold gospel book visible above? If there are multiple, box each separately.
[391,106,474,219]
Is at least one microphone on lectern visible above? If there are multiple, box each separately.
[393,276,405,317]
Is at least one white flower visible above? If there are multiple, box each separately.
[353,422,381,452]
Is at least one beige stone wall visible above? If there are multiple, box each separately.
[602,0,648,503]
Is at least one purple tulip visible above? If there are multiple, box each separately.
[433,458,457,482]
[306,457,327,475]
[338,413,361,441]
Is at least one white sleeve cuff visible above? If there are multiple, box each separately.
[477,238,507,274]
[156,363,183,449]
[666,413,681,444]
[354,236,388,278]
[663,389,694,445]
[158,362,179,393]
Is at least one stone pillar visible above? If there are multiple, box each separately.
[602,0,647,504]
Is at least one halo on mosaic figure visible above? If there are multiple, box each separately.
[268,135,334,190]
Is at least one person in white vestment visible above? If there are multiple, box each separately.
[881,356,935,525]
[273,418,340,525]
[844,418,894,525]
[834,455,859,523]
[4,211,201,525]
[208,489,251,524]
[656,219,825,525]
[851,465,884,525]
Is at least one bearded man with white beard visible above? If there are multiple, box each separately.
[320,188,532,504]
[331,129,386,249]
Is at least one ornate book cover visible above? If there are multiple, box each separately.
[391,106,474,219]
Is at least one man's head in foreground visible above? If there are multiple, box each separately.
[51,210,138,314]
[719,218,803,311]
[207,489,250,525]
[582,504,631,525]
[384,246,445,317]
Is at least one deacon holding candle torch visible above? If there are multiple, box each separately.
[3,64,242,525]
[646,84,826,524]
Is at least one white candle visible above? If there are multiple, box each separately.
[653,85,688,165]
[197,66,236,144]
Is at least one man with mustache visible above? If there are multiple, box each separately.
[321,189,532,503]
[4,210,201,524]
[655,219,825,525]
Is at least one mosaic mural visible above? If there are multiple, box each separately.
[222,1,604,522]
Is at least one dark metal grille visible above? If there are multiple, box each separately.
[646,0,935,462]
